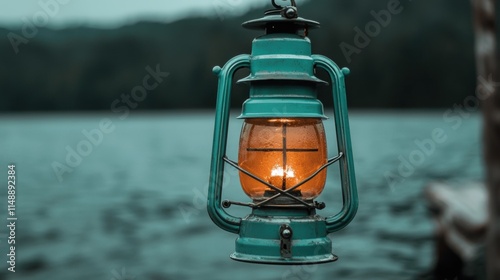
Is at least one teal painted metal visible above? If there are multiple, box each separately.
[230,208,337,264]
[238,33,327,119]
[231,212,337,264]
[207,2,358,264]
[207,55,250,234]
[312,55,359,233]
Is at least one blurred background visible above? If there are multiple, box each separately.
[0,0,488,279]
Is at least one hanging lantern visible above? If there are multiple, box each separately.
[207,0,358,264]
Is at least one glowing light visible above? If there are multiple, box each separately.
[238,118,327,201]
[270,166,295,178]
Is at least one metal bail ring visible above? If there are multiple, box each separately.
[269,0,298,19]
[272,0,297,9]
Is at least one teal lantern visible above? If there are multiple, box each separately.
[207,0,358,265]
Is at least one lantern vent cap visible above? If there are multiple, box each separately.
[242,0,320,32]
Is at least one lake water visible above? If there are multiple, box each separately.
[0,111,483,280]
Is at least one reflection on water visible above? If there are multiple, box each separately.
[0,111,483,280]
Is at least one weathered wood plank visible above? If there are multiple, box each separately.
[471,0,499,279]
[425,182,487,260]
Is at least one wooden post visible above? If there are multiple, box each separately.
[471,0,499,279]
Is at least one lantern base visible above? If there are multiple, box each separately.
[230,207,338,265]
[230,252,337,265]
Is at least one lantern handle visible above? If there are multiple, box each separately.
[272,0,297,9]
[313,55,359,234]
[207,54,251,234]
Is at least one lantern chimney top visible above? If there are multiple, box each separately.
[242,0,320,34]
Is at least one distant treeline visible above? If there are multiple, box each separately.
[0,0,476,112]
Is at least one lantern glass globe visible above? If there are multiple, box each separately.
[238,118,328,202]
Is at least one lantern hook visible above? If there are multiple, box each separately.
[267,0,298,19]
[272,0,297,9]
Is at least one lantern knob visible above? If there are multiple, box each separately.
[284,7,298,19]
[212,66,222,76]
[280,228,292,239]
[342,67,351,76]
[273,0,299,20]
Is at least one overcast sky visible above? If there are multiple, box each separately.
[0,0,287,28]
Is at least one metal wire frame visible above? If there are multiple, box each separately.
[222,152,343,209]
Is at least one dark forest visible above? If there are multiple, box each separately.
[0,0,477,112]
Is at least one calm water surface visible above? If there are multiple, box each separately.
[0,111,483,280]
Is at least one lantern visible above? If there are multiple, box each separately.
[207,0,358,264]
